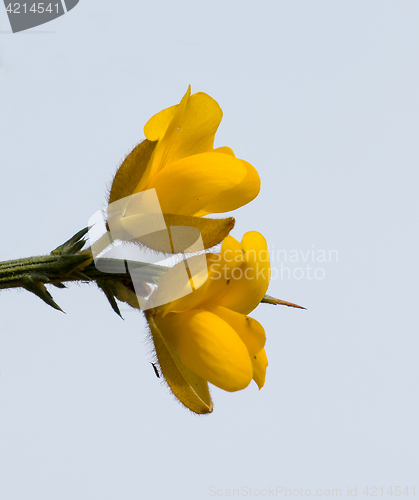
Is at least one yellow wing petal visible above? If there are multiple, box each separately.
[205,305,266,356]
[154,310,253,392]
[146,152,258,216]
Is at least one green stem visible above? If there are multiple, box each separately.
[0,254,167,291]
[0,254,89,290]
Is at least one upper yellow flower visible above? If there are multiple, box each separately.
[145,231,270,414]
[107,87,261,251]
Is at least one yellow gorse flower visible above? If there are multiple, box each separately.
[108,86,261,251]
[145,231,270,414]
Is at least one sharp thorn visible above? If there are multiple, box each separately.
[261,294,306,310]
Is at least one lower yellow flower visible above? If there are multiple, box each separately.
[146,231,270,414]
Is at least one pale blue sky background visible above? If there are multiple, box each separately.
[0,1,418,499]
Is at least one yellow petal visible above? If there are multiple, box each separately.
[229,160,261,217]
[144,86,191,143]
[137,87,191,191]
[178,231,270,314]
[154,310,253,392]
[159,91,222,162]
[140,88,223,191]
[216,234,244,274]
[194,158,260,217]
[144,104,179,142]
[205,305,266,356]
[147,315,213,414]
[252,348,268,389]
[146,152,258,216]
[216,231,270,315]
[212,146,235,156]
